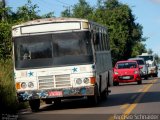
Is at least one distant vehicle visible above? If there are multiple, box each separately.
[137,53,158,77]
[113,60,142,86]
[128,58,148,79]
[158,64,160,70]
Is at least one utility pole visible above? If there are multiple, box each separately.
[63,5,72,17]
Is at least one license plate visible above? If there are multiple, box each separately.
[48,91,62,97]
[123,76,130,79]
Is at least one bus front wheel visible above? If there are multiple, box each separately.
[29,99,40,112]
[54,98,61,106]
[87,85,99,105]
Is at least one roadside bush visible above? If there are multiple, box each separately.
[0,60,17,113]
[0,60,28,114]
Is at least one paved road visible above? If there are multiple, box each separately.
[19,77,160,120]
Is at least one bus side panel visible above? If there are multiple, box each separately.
[95,51,112,92]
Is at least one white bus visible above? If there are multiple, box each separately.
[12,18,112,111]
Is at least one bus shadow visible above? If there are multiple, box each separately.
[34,91,160,113]
[20,78,160,114]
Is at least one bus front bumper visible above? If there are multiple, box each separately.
[17,86,94,102]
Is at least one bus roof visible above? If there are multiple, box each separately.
[12,17,89,29]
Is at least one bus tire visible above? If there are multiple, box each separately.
[45,99,52,104]
[54,98,61,106]
[101,90,108,100]
[88,85,99,105]
[29,99,40,112]
[101,73,109,100]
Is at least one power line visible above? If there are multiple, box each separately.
[37,0,58,11]
[40,0,64,8]
[53,0,73,10]
[38,0,73,17]
[55,0,71,6]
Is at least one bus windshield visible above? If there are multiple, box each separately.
[14,31,93,69]
[138,56,153,61]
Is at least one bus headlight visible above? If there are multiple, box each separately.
[21,82,27,89]
[28,82,34,88]
[83,78,89,84]
[76,78,82,85]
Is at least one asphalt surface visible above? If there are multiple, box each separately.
[18,73,160,120]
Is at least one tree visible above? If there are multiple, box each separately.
[0,22,12,60]
[0,1,12,60]
[13,0,40,22]
[131,42,146,57]
[61,8,71,17]
[0,0,55,60]
[154,53,160,63]
[147,48,153,54]
[0,0,6,21]
[91,0,147,64]
[63,0,94,19]
[41,12,55,18]
[61,0,147,64]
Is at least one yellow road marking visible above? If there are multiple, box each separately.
[138,88,143,92]
[120,79,158,120]
[120,104,129,109]
[108,115,114,120]
[108,79,158,120]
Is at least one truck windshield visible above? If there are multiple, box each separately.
[137,56,153,61]
[14,31,93,69]
[136,60,144,65]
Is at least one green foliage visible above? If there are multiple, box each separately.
[61,8,71,17]
[93,0,147,64]
[13,0,40,22]
[0,60,17,113]
[0,22,12,60]
[147,48,153,54]
[41,12,55,18]
[0,0,156,113]
[61,0,147,64]
[131,42,147,57]
[72,0,94,19]
[0,0,55,113]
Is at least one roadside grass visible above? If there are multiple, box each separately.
[0,60,28,114]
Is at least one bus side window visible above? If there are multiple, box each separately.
[93,32,99,45]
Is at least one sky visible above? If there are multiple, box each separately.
[6,0,160,56]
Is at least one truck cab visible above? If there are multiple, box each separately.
[137,53,158,77]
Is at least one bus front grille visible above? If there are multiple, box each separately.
[38,74,71,89]
[55,74,71,88]
[38,75,54,89]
